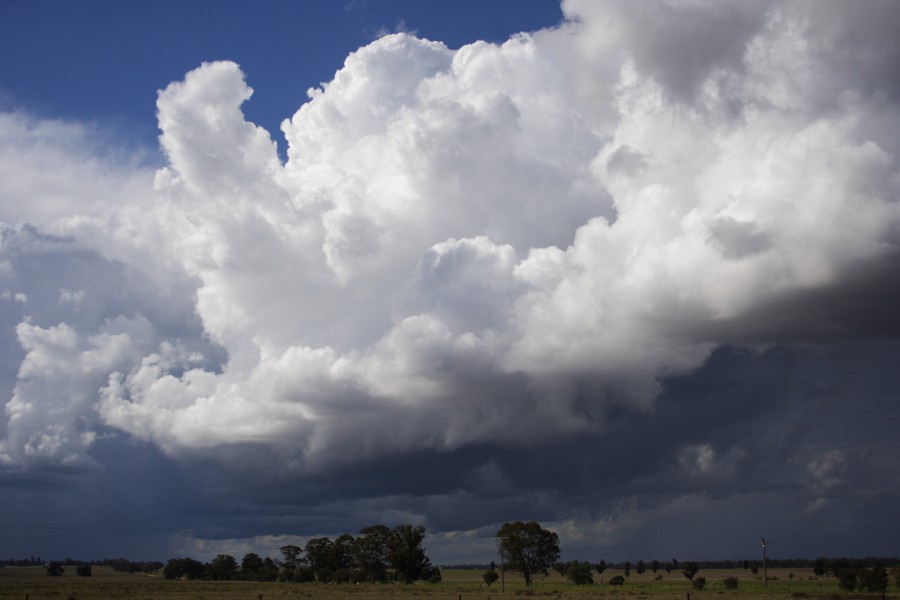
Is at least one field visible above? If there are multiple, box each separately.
[0,566,894,600]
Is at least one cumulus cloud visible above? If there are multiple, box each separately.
[1,1,899,549]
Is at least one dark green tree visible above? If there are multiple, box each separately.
[46,562,64,576]
[240,552,264,576]
[860,566,888,593]
[76,564,92,577]
[496,520,560,586]
[304,537,334,580]
[279,544,303,581]
[566,561,594,585]
[693,576,706,590]
[595,559,607,576]
[637,560,646,576]
[682,561,699,581]
[624,561,631,577]
[387,524,433,583]
[208,554,238,580]
[813,557,826,576]
[483,567,499,586]
[723,576,739,590]
[353,525,391,583]
[651,560,659,573]
[163,557,205,580]
[330,533,355,572]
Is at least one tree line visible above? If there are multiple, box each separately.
[5,520,899,591]
[163,524,440,584]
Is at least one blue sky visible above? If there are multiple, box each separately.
[1,0,899,568]
[1,0,563,156]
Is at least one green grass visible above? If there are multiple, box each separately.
[0,567,896,600]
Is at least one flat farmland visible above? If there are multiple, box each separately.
[0,566,893,600]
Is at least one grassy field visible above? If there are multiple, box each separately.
[1,566,895,600]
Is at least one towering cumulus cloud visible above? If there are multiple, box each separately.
[2,0,899,540]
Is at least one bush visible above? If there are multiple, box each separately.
[693,576,706,590]
[566,561,594,585]
[723,576,739,590]
[609,575,626,585]
[682,562,700,580]
[76,564,92,577]
[483,570,499,586]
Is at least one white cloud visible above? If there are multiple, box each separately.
[2,2,899,478]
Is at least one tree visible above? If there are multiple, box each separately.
[651,560,660,573]
[304,537,334,580]
[388,524,433,584]
[609,575,626,585]
[76,564,92,577]
[682,561,699,581]
[422,564,442,583]
[566,561,594,585]
[496,521,560,586]
[595,560,607,576]
[208,554,238,581]
[483,568,500,586]
[240,552,264,576]
[860,566,888,593]
[693,576,706,590]
[353,525,391,583]
[723,576,739,590]
[46,562,64,576]
[749,560,759,574]
[330,533,355,572]
[279,544,303,581]
[637,560,646,576]
[163,557,205,580]
[813,557,826,577]
[624,561,631,577]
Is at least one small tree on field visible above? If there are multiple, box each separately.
[651,560,660,573]
[483,568,499,586]
[609,575,626,585]
[47,562,64,576]
[682,561,699,581]
[813,557,826,576]
[595,560,607,576]
[693,576,706,590]
[76,564,92,577]
[723,576,739,590]
[566,561,594,585]
[859,566,888,593]
[496,520,560,586]
[624,561,631,577]
[637,560,646,576]
[750,560,759,574]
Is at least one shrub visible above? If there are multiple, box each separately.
[693,576,706,590]
[566,561,594,585]
[723,576,739,590]
[76,564,92,577]
[609,575,626,585]
[483,570,500,586]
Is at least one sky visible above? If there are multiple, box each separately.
[1,0,899,566]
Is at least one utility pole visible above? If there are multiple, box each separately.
[759,538,768,587]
